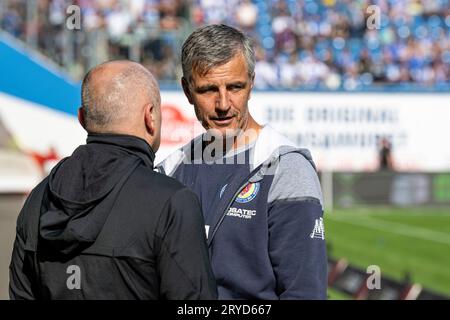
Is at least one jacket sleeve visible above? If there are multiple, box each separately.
[9,193,36,300]
[267,153,327,299]
[9,232,34,300]
[155,187,218,300]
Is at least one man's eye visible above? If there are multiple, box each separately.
[229,85,243,91]
[198,88,215,94]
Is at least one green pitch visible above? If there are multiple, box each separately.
[325,206,450,300]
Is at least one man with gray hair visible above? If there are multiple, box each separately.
[157,25,327,299]
[10,60,217,299]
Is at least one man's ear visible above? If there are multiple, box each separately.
[78,107,86,130]
[248,73,255,100]
[181,77,194,105]
[144,103,155,136]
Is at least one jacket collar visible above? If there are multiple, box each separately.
[87,133,155,168]
[159,124,298,175]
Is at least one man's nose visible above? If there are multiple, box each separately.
[215,88,230,112]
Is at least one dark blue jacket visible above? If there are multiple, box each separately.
[158,126,327,299]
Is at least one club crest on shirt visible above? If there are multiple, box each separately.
[235,182,260,203]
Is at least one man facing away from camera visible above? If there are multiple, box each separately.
[9,60,217,299]
[157,24,327,299]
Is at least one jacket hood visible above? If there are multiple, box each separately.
[248,145,315,183]
[39,134,155,255]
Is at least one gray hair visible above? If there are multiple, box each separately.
[81,63,159,130]
[181,24,255,83]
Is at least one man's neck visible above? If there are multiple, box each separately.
[218,124,262,155]
[232,126,261,150]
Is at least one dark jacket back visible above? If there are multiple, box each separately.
[9,134,217,300]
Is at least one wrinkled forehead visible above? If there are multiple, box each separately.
[190,53,250,84]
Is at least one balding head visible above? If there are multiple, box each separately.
[80,60,162,150]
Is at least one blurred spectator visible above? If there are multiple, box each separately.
[378,137,394,171]
[254,46,278,88]
[0,0,449,89]
[1,2,24,38]
[236,0,258,32]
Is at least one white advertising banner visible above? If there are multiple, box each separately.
[157,92,450,172]
[1,91,450,173]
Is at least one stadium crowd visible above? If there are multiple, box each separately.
[1,0,450,89]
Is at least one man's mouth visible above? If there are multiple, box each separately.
[210,116,235,126]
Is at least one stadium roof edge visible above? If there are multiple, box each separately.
[0,30,79,85]
[0,31,80,116]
